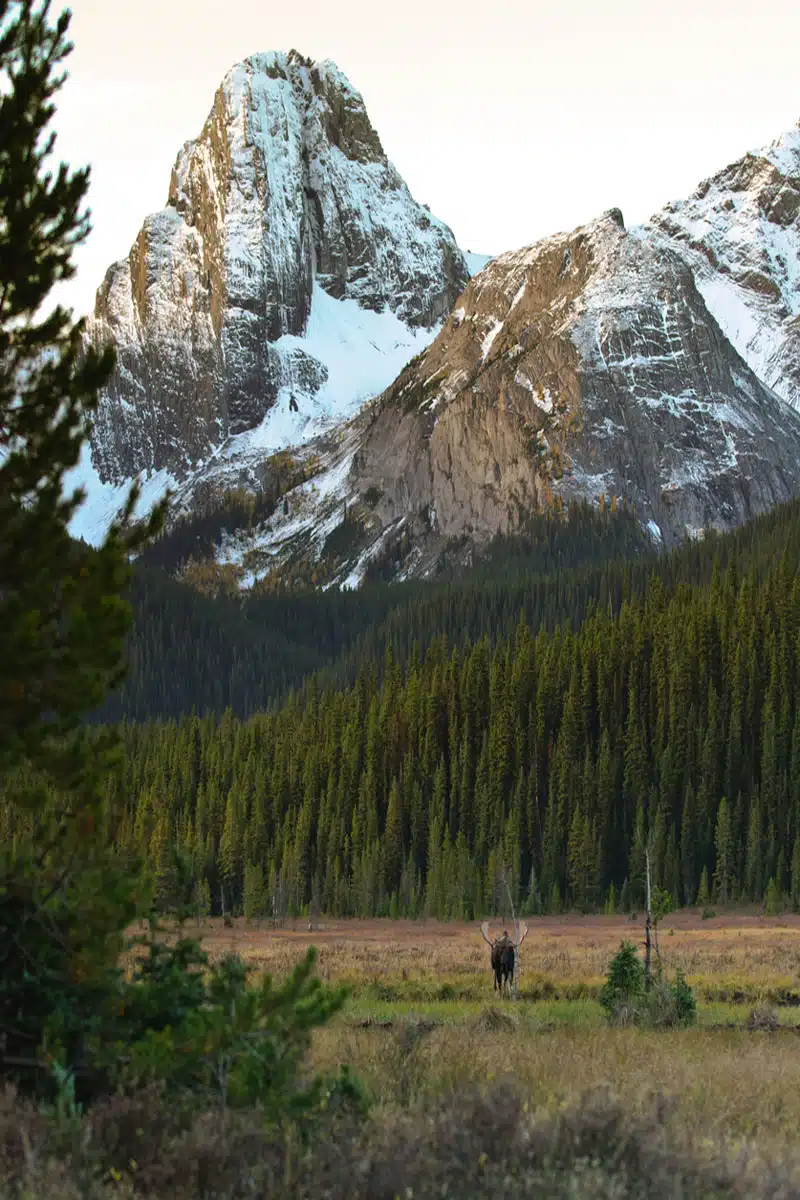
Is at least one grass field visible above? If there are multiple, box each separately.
[192,910,800,1005]
[10,912,800,1198]
[169,911,800,1146]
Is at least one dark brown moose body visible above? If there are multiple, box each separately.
[480,922,528,997]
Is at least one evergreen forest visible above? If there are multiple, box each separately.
[70,497,800,919]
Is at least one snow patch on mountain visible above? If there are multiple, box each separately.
[480,317,503,361]
[222,282,441,457]
[464,250,493,276]
[650,122,800,408]
[65,444,175,547]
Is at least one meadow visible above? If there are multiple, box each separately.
[184,911,800,1145]
[9,911,800,1198]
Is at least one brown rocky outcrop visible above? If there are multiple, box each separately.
[351,210,800,556]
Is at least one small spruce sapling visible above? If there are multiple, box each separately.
[764,876,783,916]
[600,941,645,1020]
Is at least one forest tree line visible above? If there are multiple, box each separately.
[52,509,800,919]
[106,497,800,723]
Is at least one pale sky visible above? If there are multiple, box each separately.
[53,0,800,317]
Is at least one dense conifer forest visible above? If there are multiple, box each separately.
[71,499,800,918]
[108,498,800,721]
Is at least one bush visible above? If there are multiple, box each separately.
[110,941,348,1120]
[599,941,644,1019]
[600,943,696,1029]
[671,969,697,1026]
[2,1081,800,1198]
[747,1007,780,1032]
[647,970,697,1029]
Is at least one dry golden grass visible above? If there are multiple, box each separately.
[144,911,800,1144]
[183,911,800,1003]
[118,913,800,1167]
[312,1020,800,1144]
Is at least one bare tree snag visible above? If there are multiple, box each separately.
[644,849,652,992]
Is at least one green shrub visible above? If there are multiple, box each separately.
[671,969,697,1026]
[599,941,645,1019]
[600,943,696,1029]
[647,969,697,1028]
[112,944,347,1120]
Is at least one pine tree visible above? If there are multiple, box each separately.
[243,861,267,923]
[567,804,597,912]
[713,797,734,905]
[194,877,212,924]
[764,876,782,916]
[382,777,403,898]
[696,866,711,908]
[0,0,163,1096]
[792,833,800,913]
[744,798,763,901]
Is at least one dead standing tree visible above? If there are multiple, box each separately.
[644,849,653,991]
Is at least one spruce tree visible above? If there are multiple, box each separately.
[791,833,800,912]
[713,797,734,905]
[0,0,163,1094]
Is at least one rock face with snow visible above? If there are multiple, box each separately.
[346,207,800,562]
[79,96,800,580]
[86,50,468,483]
[651,123,800,410]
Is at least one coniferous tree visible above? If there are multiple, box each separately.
[696,866,711,908]
[713,797,734,905]
[792,833,800,913]
[0,0,163,1095]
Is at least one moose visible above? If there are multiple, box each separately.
[480,921,528,997]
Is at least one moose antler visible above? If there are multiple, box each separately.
[479,921,494,946]
[516,922,529,947]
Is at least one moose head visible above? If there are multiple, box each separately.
[480,921,528,997]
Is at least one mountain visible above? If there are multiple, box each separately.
[652,123,800,410]
[80,50,469,507]
[234,205,800,584]
[353,206,800,553]
[76,86,800,580]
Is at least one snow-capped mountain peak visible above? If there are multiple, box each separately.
[650,117,800,409]
[83,50,469,493]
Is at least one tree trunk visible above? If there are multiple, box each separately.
[644,850,652,992]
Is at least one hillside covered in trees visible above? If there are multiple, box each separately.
[69,499,800,919]
[110,497,800,722]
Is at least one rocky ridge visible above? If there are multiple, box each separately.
[219,125,800,587]
[84,50,468,488]
[342,207,800,566]
[75,88,800,582]
[652,123,800,410]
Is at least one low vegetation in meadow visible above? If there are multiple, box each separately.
[4,1078,800,1199]
[189,911,800,1006]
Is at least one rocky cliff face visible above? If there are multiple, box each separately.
[86,50,468,484]
[77,95,800,581]
[341,205,800,564]
[651,123,800,410]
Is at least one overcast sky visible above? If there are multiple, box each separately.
[53,0,800,316]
